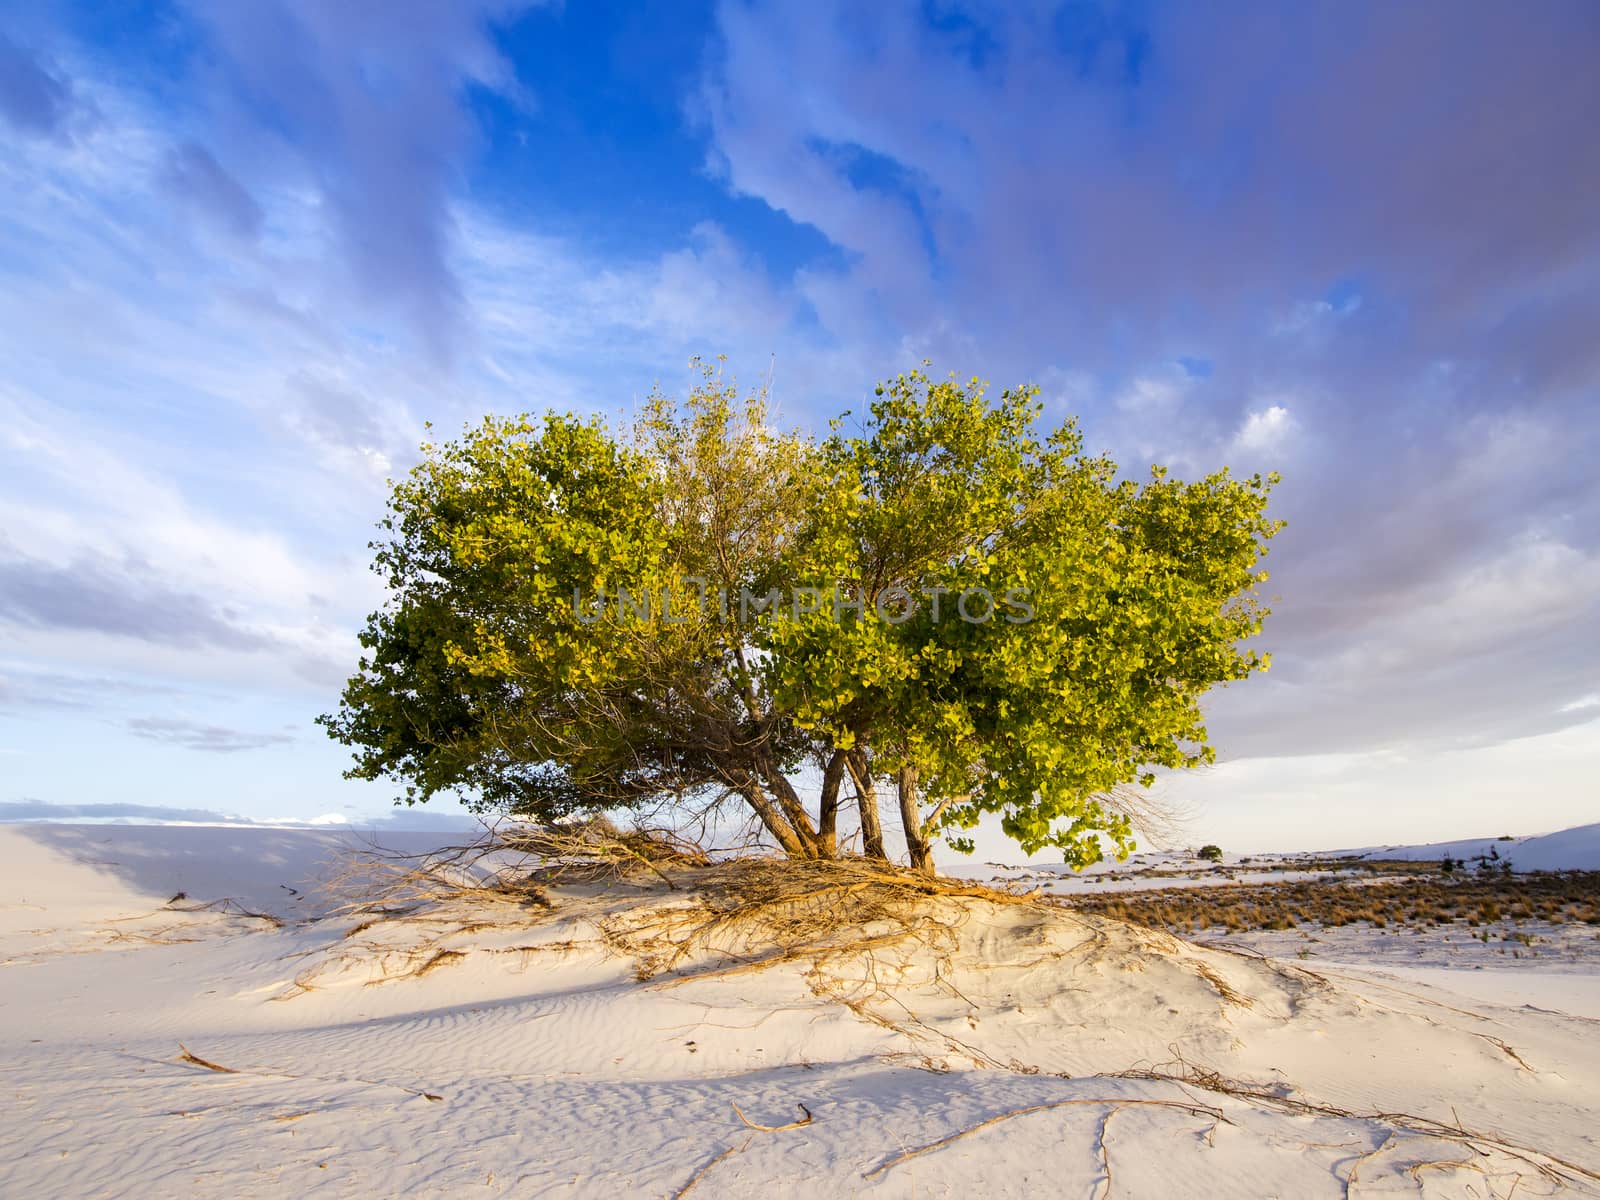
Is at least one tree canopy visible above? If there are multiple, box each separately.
[319,363,1282,869]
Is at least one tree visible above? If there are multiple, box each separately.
[320,363,1283,870]
[1197,844,1224,863]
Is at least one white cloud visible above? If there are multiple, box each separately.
[1232,404,1294,452]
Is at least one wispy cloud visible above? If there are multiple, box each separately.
[125,717,296,754]
[0,553,274,651]
[177,0,550,359]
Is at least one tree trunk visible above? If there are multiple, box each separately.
[817,750,846,858]
[897,765,933,872]
[734,775,813,859]
[762,764,821,858]
[845,749,887,861]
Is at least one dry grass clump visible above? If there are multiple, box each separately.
[329,839,551,921]
[329,816,710,919]
[1064,870,1600,935]
[599,856,1035,982]
[504,817,711,885]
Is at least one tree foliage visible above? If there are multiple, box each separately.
[320,362,1282,869]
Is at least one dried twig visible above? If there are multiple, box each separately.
[1092,1105,1117,1200]
[731,1101,813,1132]
[672,1136,753,1199]
[176,1044,238,1074]
[1343,1130,1398,1197]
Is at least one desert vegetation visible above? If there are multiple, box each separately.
[1062,865,1600,935]
[320,363,1282,870]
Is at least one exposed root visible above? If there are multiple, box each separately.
[1119,1059,1600,1190]
[863,1096,1227,1179]
[1344,1130,1399,1196]
[731,1101,813,1132]
[1093,1105,1116,1200]
[600,856,1038,984]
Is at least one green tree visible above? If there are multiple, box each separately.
[320,363,1282,870]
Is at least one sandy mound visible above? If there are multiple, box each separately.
[4,829,1599,1197]
[267,857,1600,1192]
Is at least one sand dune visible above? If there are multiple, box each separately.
[2,824,1598,1198]
[1327,823,1600,872]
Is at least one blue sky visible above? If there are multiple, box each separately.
[2,1,1598,851]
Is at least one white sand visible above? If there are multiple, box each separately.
[1311,964,1600,1022]
[3,823,1598,1198]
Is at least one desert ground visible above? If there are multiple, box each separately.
[2,822,1597,1198]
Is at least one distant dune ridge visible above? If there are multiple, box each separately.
[1331,822,1600,872]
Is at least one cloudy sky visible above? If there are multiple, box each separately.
[1,1,1596,851]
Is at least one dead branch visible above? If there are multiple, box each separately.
[731,1101,813,1132]
[672,1136,753,1199]
[176,1044,238,1074]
